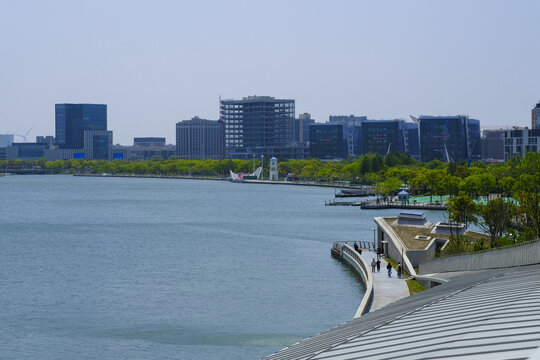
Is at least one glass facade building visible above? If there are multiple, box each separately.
[405,122,420,160]
[309,124,348,159]
[220,96,297,159]
[362,120,406,156]
[55,104,107,149]
[83,130,112,160]
[418,115,481,162]
[481,129,505,161]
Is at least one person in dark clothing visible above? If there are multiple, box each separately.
[397,262,402,279]
[376,259,381,272]
[386,262,392,277]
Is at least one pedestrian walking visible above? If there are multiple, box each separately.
[386,263,392,278]
[371,258,376,272]
[397,262,402,279]
[376,259,381,272]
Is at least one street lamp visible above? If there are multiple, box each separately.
[371,228,376,250]
[260,155,264,180]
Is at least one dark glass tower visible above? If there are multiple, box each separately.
[55,104,107,149]
[309,124,348,159]
[418,115,481,162]
[362,120,406,156]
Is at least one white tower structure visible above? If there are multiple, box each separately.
[269,157,278,181]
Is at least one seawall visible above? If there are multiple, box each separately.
[332,243,374,318]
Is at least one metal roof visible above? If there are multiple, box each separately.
[263,265,540,360]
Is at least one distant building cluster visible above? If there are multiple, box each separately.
[1,98,540,162]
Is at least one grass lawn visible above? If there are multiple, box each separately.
[384,257,427,295]
[385,217,489,250]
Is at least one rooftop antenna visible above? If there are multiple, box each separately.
[14,124,36,143]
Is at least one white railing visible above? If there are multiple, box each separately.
[339,244,374,318]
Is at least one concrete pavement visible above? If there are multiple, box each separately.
[362,251,410,312]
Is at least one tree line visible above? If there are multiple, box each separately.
[1,152,538,246]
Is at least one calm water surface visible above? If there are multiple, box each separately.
[0,175,447,359]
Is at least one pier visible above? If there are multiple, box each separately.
[359,200,448,210]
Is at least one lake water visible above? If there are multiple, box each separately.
[0,175,448,359]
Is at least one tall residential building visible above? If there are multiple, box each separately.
[309,124,348,159]
[532,101,540,129]
[417,115,481,163]
[55,104,107,149]
[176,116,222,160]
[481,129,505,161]
[504,128,540,160]
[220,96,299,159]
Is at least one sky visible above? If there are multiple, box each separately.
[1,0,539,145]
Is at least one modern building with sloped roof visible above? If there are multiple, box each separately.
[263,264,540,360]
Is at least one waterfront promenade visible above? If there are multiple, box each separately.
[361,250,409,311]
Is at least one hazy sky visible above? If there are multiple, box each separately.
[1,0,539,144]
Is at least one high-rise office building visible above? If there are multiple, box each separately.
[83,130,112,160]
[417,115,481,163]
[309,124,348,159]
[328,115,366,156]
[55,104,107,149]
[362,120,407,156]
[481,129,505,161]
[405,122,420,160]
[176,117,222,160]
[220,96,299,159]
[532,101,540,129]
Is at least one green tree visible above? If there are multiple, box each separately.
[376,177,402,198]
[477,198,516,248]
[447,192,478,229]
[369,154,384,173]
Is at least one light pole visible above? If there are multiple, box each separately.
[371,228,376,250]
[260,155,264,180]
[253,154,256,172]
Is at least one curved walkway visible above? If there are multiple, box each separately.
[361,250,409,312]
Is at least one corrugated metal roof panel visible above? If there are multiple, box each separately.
[263,265,540,360]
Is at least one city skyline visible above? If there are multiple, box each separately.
[1,1,540,144]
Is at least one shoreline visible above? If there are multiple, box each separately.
[72,172,368,189]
